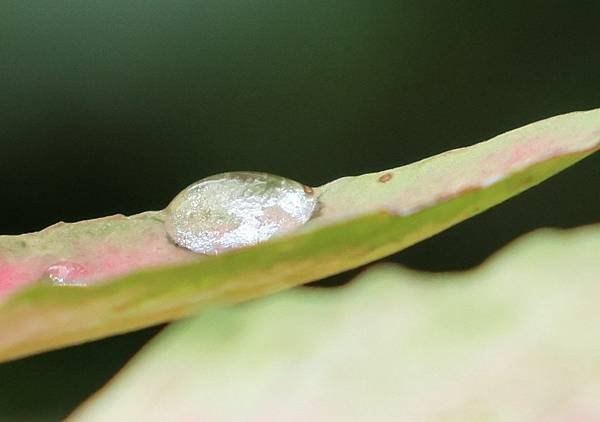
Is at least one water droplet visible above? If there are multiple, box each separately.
[165,172,317,255]
[45,262,88,286]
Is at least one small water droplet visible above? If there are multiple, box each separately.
[45,262,88,286]
[165,172,317,255]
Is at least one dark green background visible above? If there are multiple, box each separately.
[1,1,598,420]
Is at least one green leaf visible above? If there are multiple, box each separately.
[71,224,600,420]
[1,109,599,362]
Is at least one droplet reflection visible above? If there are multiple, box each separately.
[45,261,88,286]
[165,172,317,255]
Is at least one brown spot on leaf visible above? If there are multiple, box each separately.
[378,173,393,183]
[303,185,314,195]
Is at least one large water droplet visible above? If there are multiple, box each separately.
[45,261,88,286]
[165,172,317,255]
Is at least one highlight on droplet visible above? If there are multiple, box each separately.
[165,172,317,255]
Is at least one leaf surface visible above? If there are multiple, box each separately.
[73,224,600,421]
[0,109,598,362]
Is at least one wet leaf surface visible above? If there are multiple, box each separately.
[0,109,598,362]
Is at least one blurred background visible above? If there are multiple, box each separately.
[1,1,598,419]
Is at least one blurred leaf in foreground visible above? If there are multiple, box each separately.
[73,224,600,421]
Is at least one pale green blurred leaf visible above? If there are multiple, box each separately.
[73,224,600,421]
